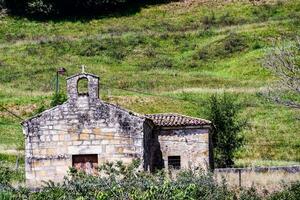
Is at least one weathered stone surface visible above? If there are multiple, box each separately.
[22,73,145,188]
[144,126,213,172]
[158,129,210,170]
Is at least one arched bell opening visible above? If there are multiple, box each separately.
[77,77,89,96]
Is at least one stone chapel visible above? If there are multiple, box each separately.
[21,71,213,187]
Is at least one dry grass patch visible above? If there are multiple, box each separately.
[215,171,300,193]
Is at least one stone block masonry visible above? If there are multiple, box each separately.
[158,128,210,170]
[22,73,145,188]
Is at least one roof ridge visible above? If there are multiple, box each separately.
[145,113,211,123]
[145,113,211,127]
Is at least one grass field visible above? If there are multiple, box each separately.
[0,0,299,170]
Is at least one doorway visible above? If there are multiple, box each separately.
[72,154,98,174]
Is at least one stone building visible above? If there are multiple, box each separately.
[21,71,213,187]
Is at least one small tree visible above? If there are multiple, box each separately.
[263,38,300,109]
[207,93,245,168]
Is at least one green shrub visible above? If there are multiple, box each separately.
[239,187,262,200]
[194,32,248,61]
[1,160,300,199]
[223,33,247,54]
[0,165,11,185]
[207,93,246,168]
[268,181,300,200]
[201,11,243,29]
[0,191,14,200]
[251,2,281,21]
[26,0,57,16]
[217,12,240,26]
[50,93,67,107]
[4,33,26,42]
[201,12,216,29]
[139,56,174,70]
[79,38,129,61]
[143,47,157,58]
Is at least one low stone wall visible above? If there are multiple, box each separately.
[215,165,300,173]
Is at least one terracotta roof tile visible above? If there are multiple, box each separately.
[145,113,211,127]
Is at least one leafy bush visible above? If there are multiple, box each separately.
[0,165,12,185]
[79,38,136,61]
[223,33,247,54]
[27,160,234,199]
[139,56,174,70]
[50,92,67,107]
[201,11,243,29]
[268,181,300,200]
[26,0,56,16]
[0,154,25,183]
[207,93,246,168]
[239,187,262,200]
[1,160,300,199]
[201,12,216,29]
[0,191,14,200]
[194,32,248,60]
[217,12,240,26]
[251,2,281,21]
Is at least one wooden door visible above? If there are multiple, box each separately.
[72,154,98,175]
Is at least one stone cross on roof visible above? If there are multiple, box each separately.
[81,65,87,73]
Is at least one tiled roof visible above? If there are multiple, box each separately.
[145,113,211,127]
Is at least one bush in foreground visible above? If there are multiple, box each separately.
[0,161,299,199]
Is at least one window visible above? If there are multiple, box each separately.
[72,154,98,174]
[168,156,181,170]
[77,77,89,95]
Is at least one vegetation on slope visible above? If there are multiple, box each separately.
[0,0,299,168]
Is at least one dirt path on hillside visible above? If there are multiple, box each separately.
[162,86,268,94]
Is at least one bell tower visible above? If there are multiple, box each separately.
[66,68,99,101]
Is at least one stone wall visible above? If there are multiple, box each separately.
[22,73,145,188]
[157,127,211,170]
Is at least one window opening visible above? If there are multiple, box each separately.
[168,156,181,170]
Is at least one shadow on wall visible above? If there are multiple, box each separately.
[150,133,164,172]
[3,0,178,21]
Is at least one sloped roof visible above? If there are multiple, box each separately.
[145,113,211,127]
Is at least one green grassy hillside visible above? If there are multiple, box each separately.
[0,0,299,167]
